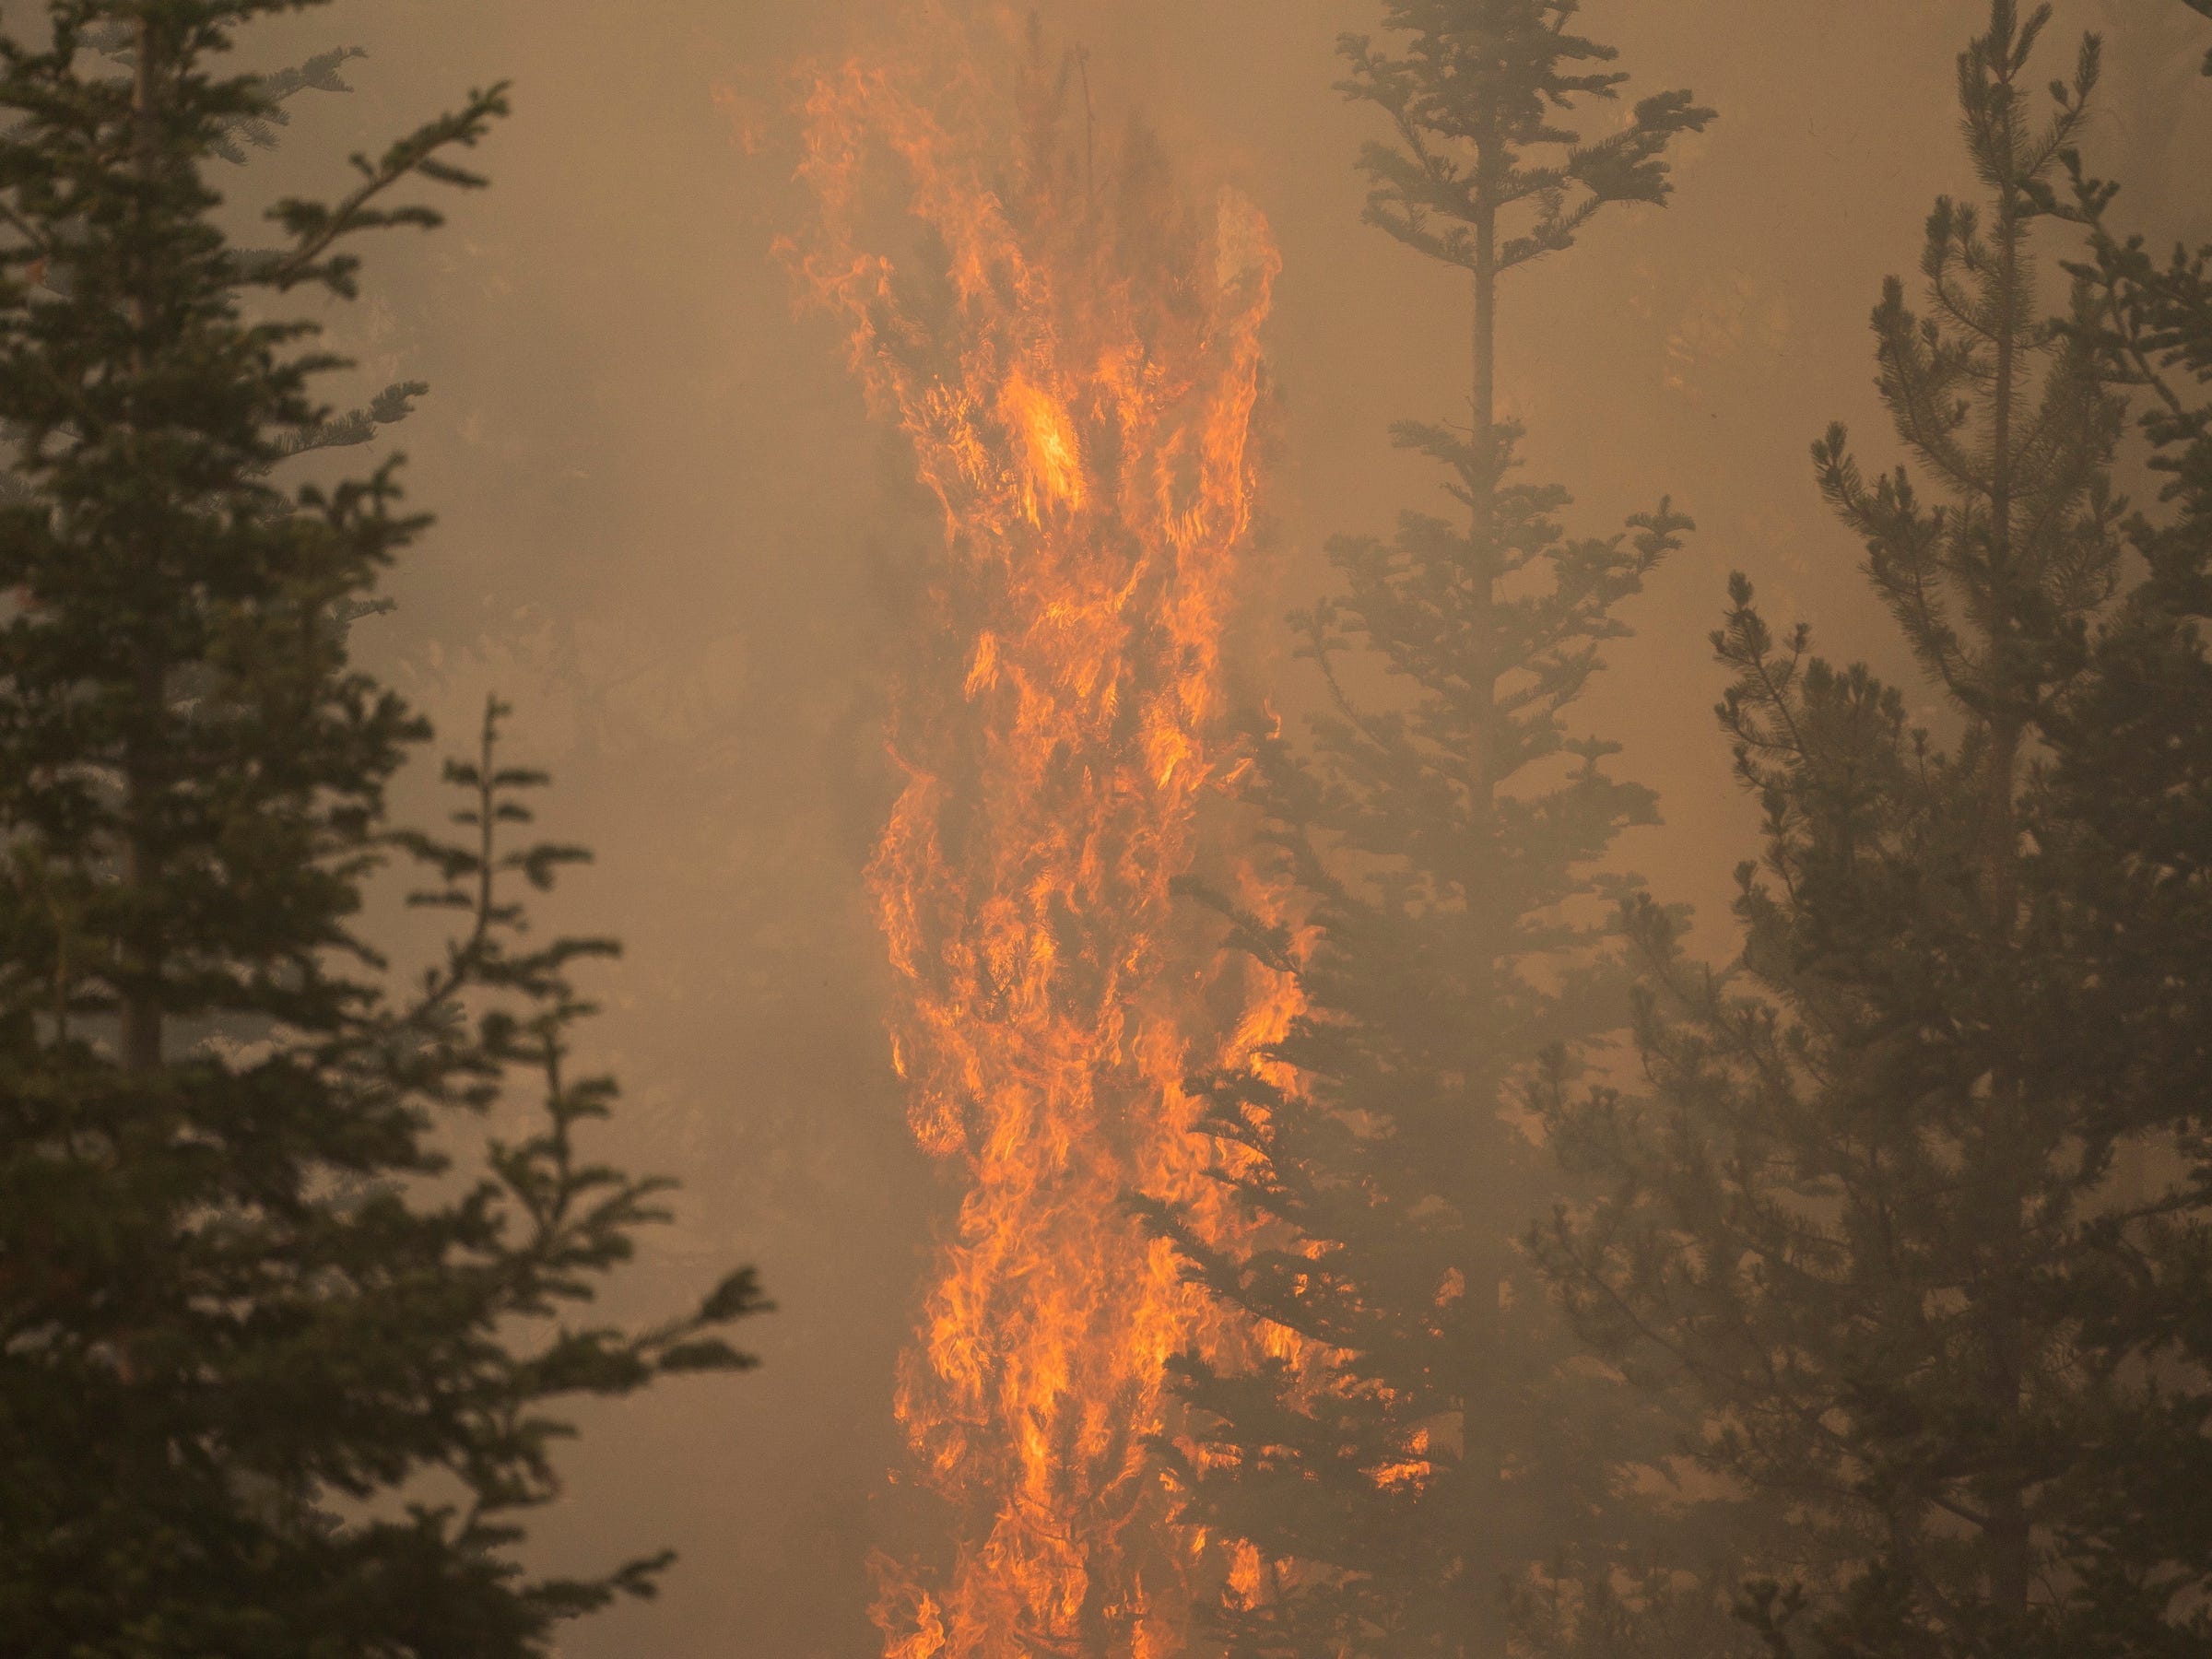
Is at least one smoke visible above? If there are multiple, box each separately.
[189,1,2212,1654]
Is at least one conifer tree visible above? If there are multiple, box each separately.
[1535,6,2212,1653]
[0,28,419,522]
[0,6,764,1654]
[1138,6,1720,1654]
[2014,18,2212,1650]
[2052,0,2212,1173]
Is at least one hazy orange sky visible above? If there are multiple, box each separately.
[216,3,2212,1653]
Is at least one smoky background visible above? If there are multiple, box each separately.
[159,1,2212,1653]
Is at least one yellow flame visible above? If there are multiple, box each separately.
[790,17,1300,1655]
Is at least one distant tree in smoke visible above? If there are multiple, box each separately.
[1537,5,2212,1653]
[1136,4,1751,1655]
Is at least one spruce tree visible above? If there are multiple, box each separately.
[2052,0,2212,1167]
[0,6,764,1654]
[1137,5,1720,1654]
[2019,18,2212,1650]
[1,28,422,524]
[1534,6,2212,1653]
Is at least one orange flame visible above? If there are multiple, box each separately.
[788,17,1293,1656]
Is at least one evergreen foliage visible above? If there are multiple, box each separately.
[2053,0,2212,1147]
[1535,6,2212,1653]
[0,26,418,521]
[0,6,764,1653]
[1138,5,1726,1653]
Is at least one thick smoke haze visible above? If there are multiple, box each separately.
[214,3,2212,1653]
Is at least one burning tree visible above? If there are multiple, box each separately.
[788,18,1292,1658]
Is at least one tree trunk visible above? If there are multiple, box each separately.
[120,19,166,1078]
[1458,154,1504,1659]
[1977,160,2030,1630]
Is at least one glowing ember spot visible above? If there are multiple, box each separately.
[786,15,1296,1657]
[1225,1540,1265,1609]
[1372,1428,1436,1493]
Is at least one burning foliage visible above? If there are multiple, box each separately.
[787,16,1297,1656]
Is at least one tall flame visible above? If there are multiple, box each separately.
[788,18,1288,1657]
